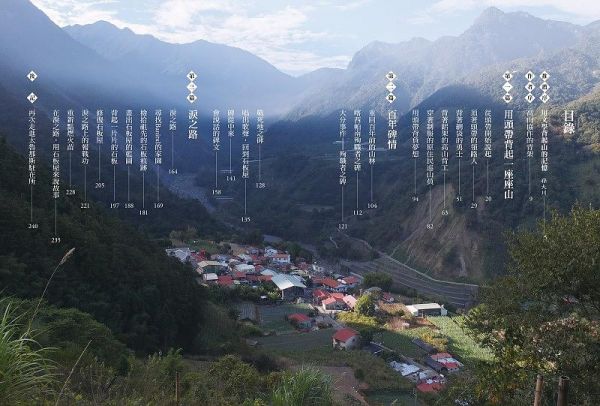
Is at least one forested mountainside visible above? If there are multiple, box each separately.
[0,136,211,353]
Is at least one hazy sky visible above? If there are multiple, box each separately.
[31,0,600,76]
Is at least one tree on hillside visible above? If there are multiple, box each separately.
[208,355,263,398]
[461,208,600,405]
[362,272,393,292]
[355,294,376,317]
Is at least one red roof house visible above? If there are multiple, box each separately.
[288,313,310,322]
[246,274,272,283]
[416,382,444,393]
[322,296,345,311]
[431,352,453,360]
[343,295,358,309]
[190,252,206,263]
[442,362,459,371]
[313,289,330,302]
[332,328,360,350]
[342,276,359,285]
[217,275,234,287]
[288,313,312,329]
[321,278,341,290]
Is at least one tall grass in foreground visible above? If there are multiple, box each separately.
[0,300,55,404]
[271,366,333,406]
[0,248,73,405]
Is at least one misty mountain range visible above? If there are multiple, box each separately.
[289,6,600,119]
[2,0,600,181]
[2,0,600,126]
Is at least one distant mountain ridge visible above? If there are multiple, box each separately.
[3,2,599,121]
[64,21,304,115]
[285,7,598,119]
[0,0,311,117]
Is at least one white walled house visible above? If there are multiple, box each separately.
[265,247,279,257]
[332,328,360,350]
[405,303,448,317]
[272,253,291,264]
[322,297,345,311]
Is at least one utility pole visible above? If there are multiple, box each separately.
[556,376,569,406]
[533,375,544,406]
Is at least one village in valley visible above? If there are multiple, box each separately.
[166,237,491,404]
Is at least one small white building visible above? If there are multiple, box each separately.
[332,328,360,350]
[197,260,227,274]
[389,361,421,377]
[272,253,291,264]
[264,247,279,257]
[405,303,448,317]
[234,264,255,274]
[202,273,218,283]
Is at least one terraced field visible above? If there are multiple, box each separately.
[256,328,333,350]
[376,328,430,359]
[257,303,313,333]
[428,316,493,364]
